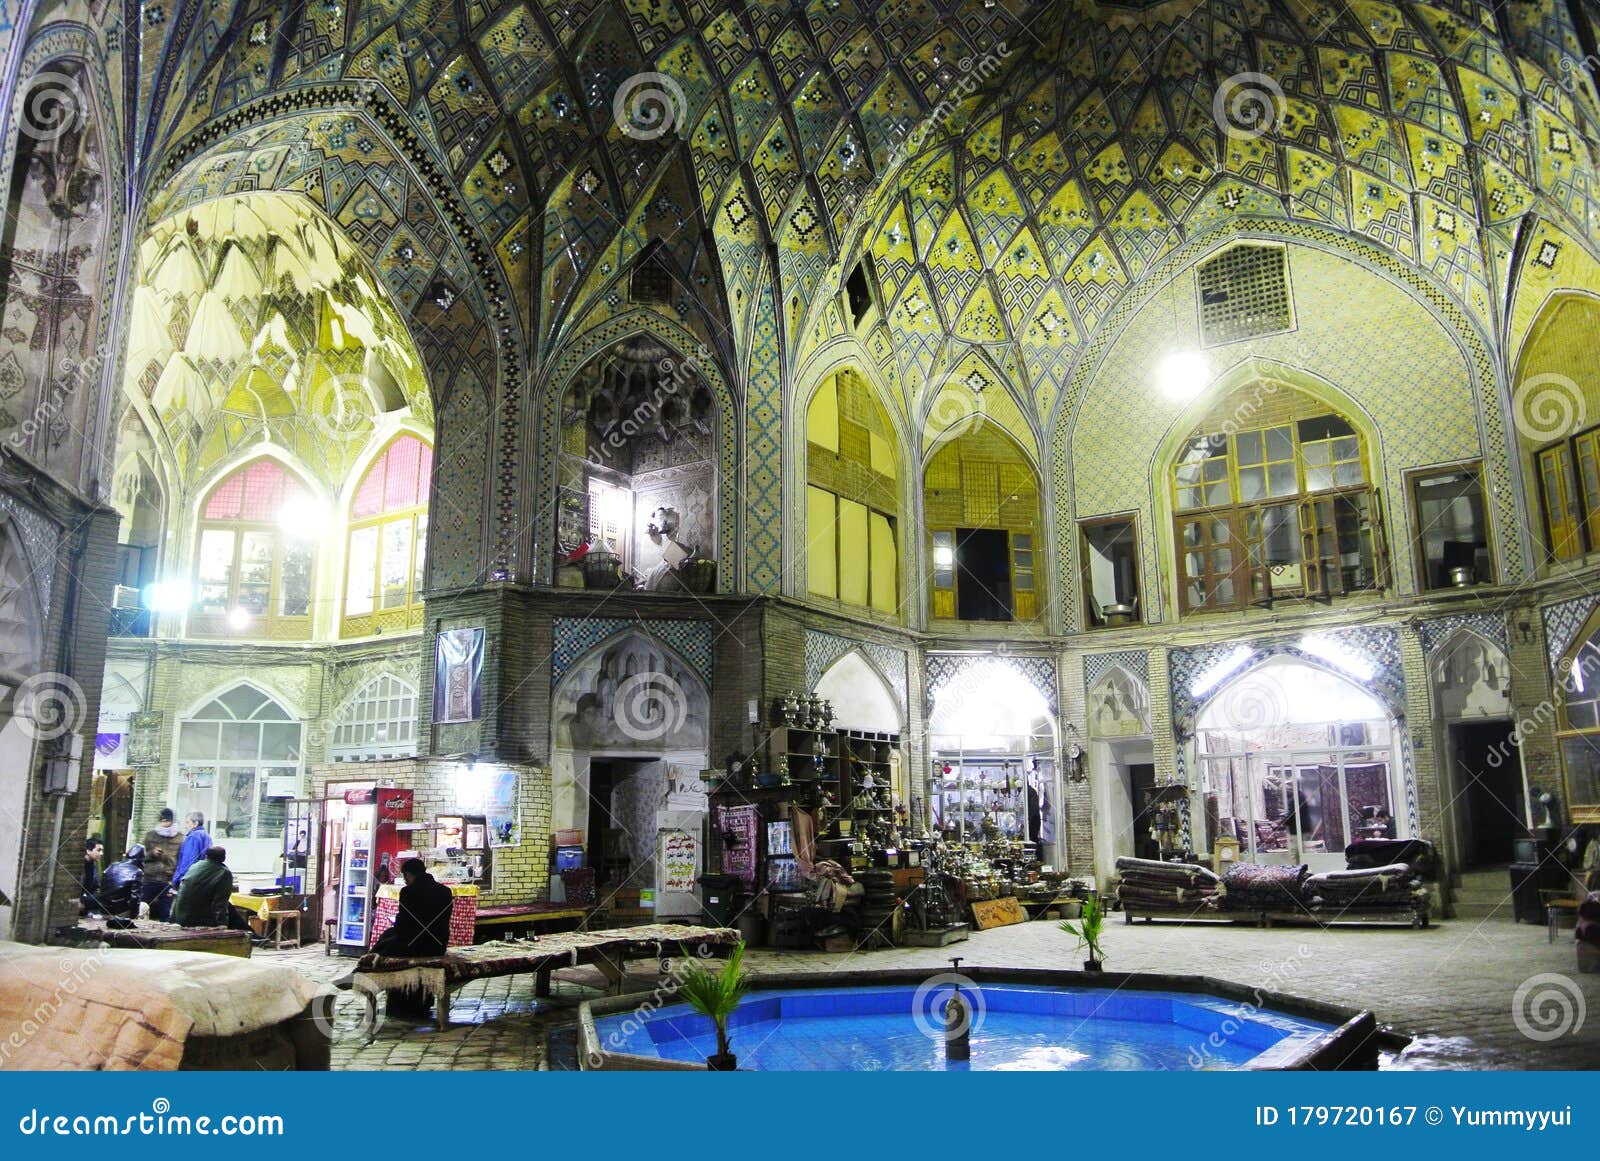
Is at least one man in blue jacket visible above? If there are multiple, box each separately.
[169,811,212,906]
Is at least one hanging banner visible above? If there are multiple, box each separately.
[434,627,485,724]
[659,829,698,893]
[126,710,163,767]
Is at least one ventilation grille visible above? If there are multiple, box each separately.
[1197,245,1292,346]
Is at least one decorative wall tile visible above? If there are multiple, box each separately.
[551,617,714,688]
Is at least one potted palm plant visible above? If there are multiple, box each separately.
[1059,892,1107,972]
[678,941,751,1070]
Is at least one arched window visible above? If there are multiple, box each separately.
[1555,624,1600,824]
[193,459,315,637]
[173,685,302,854]
[330,674,418,762]
[1170,384,1386,613]
[1516,295,1600,563]
[806,369,899,615]
[924,424,1040,622]
[342,435,431,636]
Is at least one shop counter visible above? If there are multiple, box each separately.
[370,882,478,947]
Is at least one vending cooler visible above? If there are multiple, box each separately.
[334,786,413,955]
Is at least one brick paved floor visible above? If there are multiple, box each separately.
[263,915,1598,1071]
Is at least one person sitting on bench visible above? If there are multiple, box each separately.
[371,858,454,958]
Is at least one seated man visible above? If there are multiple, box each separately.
[171,846,234,928]
[98,845,145,918]
[371,858,455,958]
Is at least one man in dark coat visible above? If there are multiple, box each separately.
[99,845,145,918]
[79,836,104,915]
[171,847,235,928]
[370,858,454,957]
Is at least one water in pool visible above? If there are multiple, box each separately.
[594,984,1336,1071]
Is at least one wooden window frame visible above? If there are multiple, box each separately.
[1406,460,1493,591]
[1171,414,1386,615]
[1079,512,1142,628]
[340,437,432,639]
[1536,432,1591,562]
[1554,620,1600,824]
[807,486,899,617]
[191,468,315,641]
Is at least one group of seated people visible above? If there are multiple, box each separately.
[80,837,239,929]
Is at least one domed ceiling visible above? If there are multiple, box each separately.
[137,0,1600,404]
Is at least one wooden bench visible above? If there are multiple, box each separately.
[52,917,253,958]
[351,923,738,1035]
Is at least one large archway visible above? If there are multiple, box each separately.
[1195,657,1403,872]
[548,632,711,919]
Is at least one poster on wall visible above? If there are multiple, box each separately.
[455,768,521,848]
[434,627,485,724]
[660,830,698,893]
[127,711,163,767]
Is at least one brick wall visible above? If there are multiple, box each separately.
[305,757,552,910]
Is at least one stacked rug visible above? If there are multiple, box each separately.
[1114,857,1221,911]
[1219,862,1308,911]
[1304,863,1423,912]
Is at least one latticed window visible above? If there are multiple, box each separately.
[342,435,431,637]
[173,684,302,849]
[193,459,314,638]
[1197,244,1293,346]
[329,674,418,762]
[1170,388,1386,613]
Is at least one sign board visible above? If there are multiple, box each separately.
[970,896,1028,931]
[127,711,163,767]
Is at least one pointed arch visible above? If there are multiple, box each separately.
[550,629,711,756]
[329,672,419,762]
[816,649,903,732]
[1086,663,1151,738]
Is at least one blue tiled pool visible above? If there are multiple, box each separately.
[592,984,1337,1071]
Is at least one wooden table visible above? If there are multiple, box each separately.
[351,923,739,1035]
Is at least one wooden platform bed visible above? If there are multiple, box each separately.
[1121,899,1431,928]
[352,923,739,1035]
[472,902,589,940]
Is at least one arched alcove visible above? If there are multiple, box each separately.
[816,651,901,733]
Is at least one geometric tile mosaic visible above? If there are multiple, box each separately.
[551,618,715,689]
[1542,594,1600,673]
[1084,650,1149,690]
[1419,612,1508,658]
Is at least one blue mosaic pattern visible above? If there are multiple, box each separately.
[804,631,909,712]
[551,618,715,688]
[1419,612,1508,657]
[745,283,784,592]
[1084,650,1149,690]
[1542,595,1600,672]
[925,654,1057,716]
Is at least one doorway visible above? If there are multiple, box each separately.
[1129,763,1159,861]
[955,528,1012,621]
[1449,721,1521,867]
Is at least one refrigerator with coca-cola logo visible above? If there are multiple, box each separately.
[334,786,414,954]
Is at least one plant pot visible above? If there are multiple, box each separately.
[706,1052,738,1071]
[1083,959,1103,973]
[581,550,622,589]
[678,559,717,593]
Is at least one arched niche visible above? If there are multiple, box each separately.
[923,421,1043,623]
[1512,292,1600,565]
[805,367,902,617]
[1087,665,1151,739]
[1430,629,1512,721]
[816,651,902,732]
[540,314,737,592]
[1193,657,1402,870]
